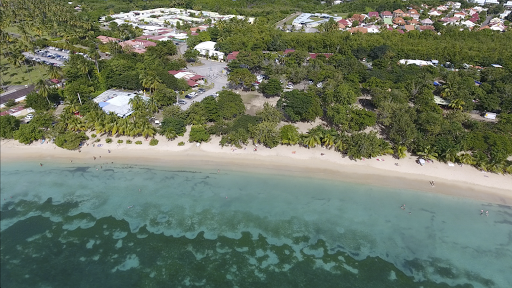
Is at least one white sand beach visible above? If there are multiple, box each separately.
[2,131,512,206]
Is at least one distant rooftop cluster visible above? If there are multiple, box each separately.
[100,8,254,33]
[289,1,509,34]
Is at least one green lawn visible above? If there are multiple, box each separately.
[1,57,48,86]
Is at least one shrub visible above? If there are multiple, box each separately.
[178,141,185,146]
[135,140,142,145]
[95,139,100,143]
[91,134,97,138]
[149,138,159,146]
[106,138,112,143]
[126,140,132,144]
[5,99,16,108]
[117,139,123,143]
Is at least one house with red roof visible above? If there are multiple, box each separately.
[368,12,380,19]
[393,17,406,25]
[419,25,436,31]
[393,9,405,18]
[381,11,393,19]
[168,70,205,87]
[226,51,239,62]
[337,19,351,26]
[97,35,120,44]
[284,49,296,54]
[408,9,420,19]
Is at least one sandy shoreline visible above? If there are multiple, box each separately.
[2,135,512,206]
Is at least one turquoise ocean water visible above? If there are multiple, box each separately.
[1,161,511,288]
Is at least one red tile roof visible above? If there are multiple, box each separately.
[226,51,239,61]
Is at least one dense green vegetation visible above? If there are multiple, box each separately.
[1,0,511,174]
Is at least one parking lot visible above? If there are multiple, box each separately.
[22,47,72,67]
[179,59,228,110]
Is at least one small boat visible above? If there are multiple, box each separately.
[127,205,134,209]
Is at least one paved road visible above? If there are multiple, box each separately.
[481,15,493,26]
[180,59,228,110]
[276,12,301,29]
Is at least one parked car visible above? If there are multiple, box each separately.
[198,88,206,93]
[178,99,187,105]
[316,82,323,88]
[286,83,294,89]
[186,92,198,99]
[24,114,34,122]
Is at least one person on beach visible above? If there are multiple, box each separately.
[93,156,96,160]
[108,150,111,153]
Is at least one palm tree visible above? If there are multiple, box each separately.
[417,146,438,161]
[442,149,458,163]
[458,153,475,165]
[35,79,51,105]
[47,65,62,80]
[303,132,321,148]
[449,99,465,111]
[322,133,335,149]
[334,136,344,152]
[396,145,407,159]
[140,73,161,96]
[129,95,146,112]
[78,60,91,81]
[164,129,177,140]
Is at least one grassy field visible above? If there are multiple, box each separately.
[1,57,48,86]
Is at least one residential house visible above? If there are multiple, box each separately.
[366,25,380,33]
[284,49,295,54]
[350,14,367,23]
[337,19,351,27]
[437,5,448,11]
[119,39,157,53]
[393,9,405,18]
[408,9,420,19]
[381,11,393,24]
[308,53,333,59]
[194,41,225,59]
[419,25,436,31]
[168,70,205,87]
[461,20,476,28]
[421,18,434,25]
[428,10,442,16]
[338,23,346,30]
[381,11,393,18]
[97,35,120,44]
[485,0,499,4]
[490,24,506,31]
[226,51,239,62]
[393,17,406,25]
[404,25,415,32]
[348,27,368,33]
[367,12,380,19]
[505,1,512,8]
[407,19,420,25]
[453,12,466,18]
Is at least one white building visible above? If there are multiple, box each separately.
[194,41,225,59]
[93,89,148,118]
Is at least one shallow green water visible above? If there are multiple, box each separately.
[1,161,511,287]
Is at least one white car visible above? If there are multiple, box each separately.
[316,82,323,88]
[286,83,294,89]
[25,114,34,122]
